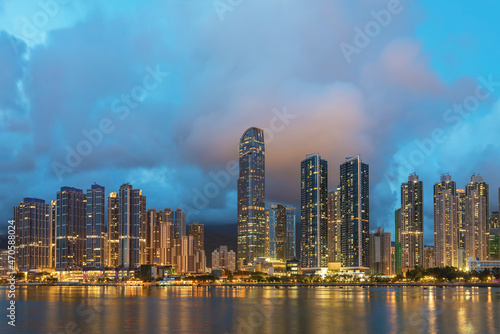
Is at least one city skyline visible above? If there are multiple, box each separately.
[6,152,500,247]
[2,2,500,333]
[2,2,500,248]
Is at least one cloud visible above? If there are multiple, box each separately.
[0,0,499,246]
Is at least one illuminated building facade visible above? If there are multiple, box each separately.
[118,184,146,268]
[174,208,186,238]
[369,228,391,275]
[107,192,119,267]
[86,184,105,267]
[327,188,342,263]
[14,198,51,270]
[340,155,369,268]
[56,187,86,271]
[398,173,423,270]
[465,174,489,260]
[301,153,328,268]
[434,174,459,267]
[237,127,265,268]
[269,203,296,262]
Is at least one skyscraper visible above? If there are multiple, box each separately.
[86,184,105,267]
[118,184,146,268]
[50,200,56,268]
[188,222,206,273]
[398,173,423,270]
[456,188,467,268]
[434,174,459,268]
[269,203,286,261]
[237,127,265,268]
[188,221,204,253]
[301,153,328,269]
[395,208,402,274]
[107,192,119,267]
[269,203,296,262]
[147,209,174,266]
[369,228,391,275]
[14,198,51,270]
[340,155,369,268]
[56,187,86,271]
[285,206,296,261]
[327,188,342,263]
[465,174,489,260]
[174,208,186,239]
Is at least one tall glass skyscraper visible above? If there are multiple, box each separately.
[86,184,105,267]
[56,187,86,271]
[340,155,369,268]
[237,127,265,268]
[300,153,328,269]
[398,173,423,270]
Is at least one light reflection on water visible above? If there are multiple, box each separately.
[1,286,499,333]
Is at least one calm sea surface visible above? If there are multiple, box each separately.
[1,285,499,333]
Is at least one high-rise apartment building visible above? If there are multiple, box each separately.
[327,188,342,263]
[285,206,296,260]
[465,174,489,260]
[174,208,186,239]
[300,153,328,269]
[434,174,459,267]
[269,203,296,262]
[212,246,236,272]
[50,200,56,268]
[14,198,51,270]
[369,228,391,275]
[340,155,369,268]
[237,127,265,268]
[423,246,435,269]
[107,192,119,267]
[188,222,204,253]
[56,187,86,270]
[395,208,401,274]
[118,184,146,268]
[86,184,105,267]
[456,188,467,268]
[398,173,423,270]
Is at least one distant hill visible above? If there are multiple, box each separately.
[204,224,237,268]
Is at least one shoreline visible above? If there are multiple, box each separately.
[2,282,499,288]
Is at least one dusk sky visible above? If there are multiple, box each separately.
[1,0,500,245]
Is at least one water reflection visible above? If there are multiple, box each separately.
[1,286,499,333]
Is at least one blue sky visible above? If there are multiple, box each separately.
[1,0,500,245]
